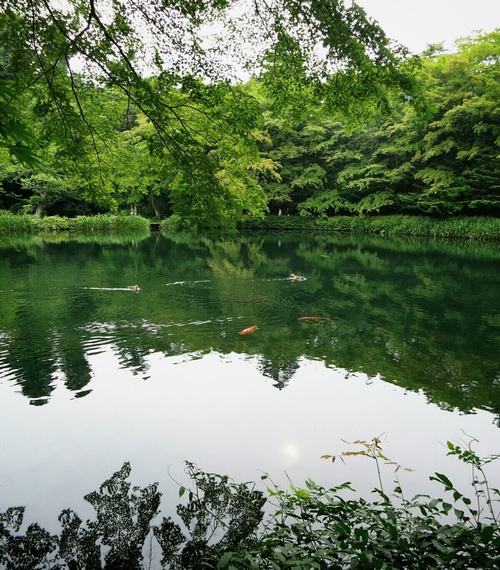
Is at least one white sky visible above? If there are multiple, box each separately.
[354,0,500,53]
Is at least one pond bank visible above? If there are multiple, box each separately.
[1,212,500,240]
[238,214,500,240]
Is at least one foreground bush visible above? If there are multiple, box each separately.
[0,441,498,569]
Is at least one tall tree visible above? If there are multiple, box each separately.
[413,30,500,214]
[264,30,500,218]
[0,1,420,227]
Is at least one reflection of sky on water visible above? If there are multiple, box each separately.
[0,350,498,533]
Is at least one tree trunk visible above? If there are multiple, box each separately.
[150,189,160,219]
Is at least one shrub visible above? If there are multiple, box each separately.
[0,213,151,234]
[0,212,38,233]
[160,214,196,233]
[237,215,500,240]
[70,214,150,233]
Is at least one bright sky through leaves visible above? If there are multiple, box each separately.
[355,0,500,54]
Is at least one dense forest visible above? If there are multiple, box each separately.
[260,33,500,219]
[1,1,498,230]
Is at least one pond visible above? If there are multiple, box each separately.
[0,230,499,535]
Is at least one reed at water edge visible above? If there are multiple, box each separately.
[239,214,500,240]
[1,212,499,240]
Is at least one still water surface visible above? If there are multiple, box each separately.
[0,231,499,533]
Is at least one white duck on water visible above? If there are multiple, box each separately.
[289,274,307,282]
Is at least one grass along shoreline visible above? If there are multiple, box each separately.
[238,214,500,240]
[1,212,499,240]
[0,212,151,234]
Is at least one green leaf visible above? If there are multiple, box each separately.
[431,472,453,489]
[480,525,495,542]
[428,499,439,510]
[217,552,233,568]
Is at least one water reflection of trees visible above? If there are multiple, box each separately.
[0,461,266,570]
[5,304,57,403]
[0,233,498,418]
[257,356,300,390]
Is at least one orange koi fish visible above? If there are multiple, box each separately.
[297,316,331,322]
[239,325,257,335]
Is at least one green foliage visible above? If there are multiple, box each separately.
[0,80,41,166]
[0,212,151,234]
[443,437,500,526]
[238,214,500,240]
[0,211,38,233]
[0,442,498,569]
[238,437,500,569]
[146,81,272,230]
[19,172,76,218]
[69,214,151,234]
[411,31,500,213]
[258,1,422,122]
[260,29,500,219]
[160,214,194,233]
[251,479,500,568]
[0,0,426,228]
[2,4,498,225]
